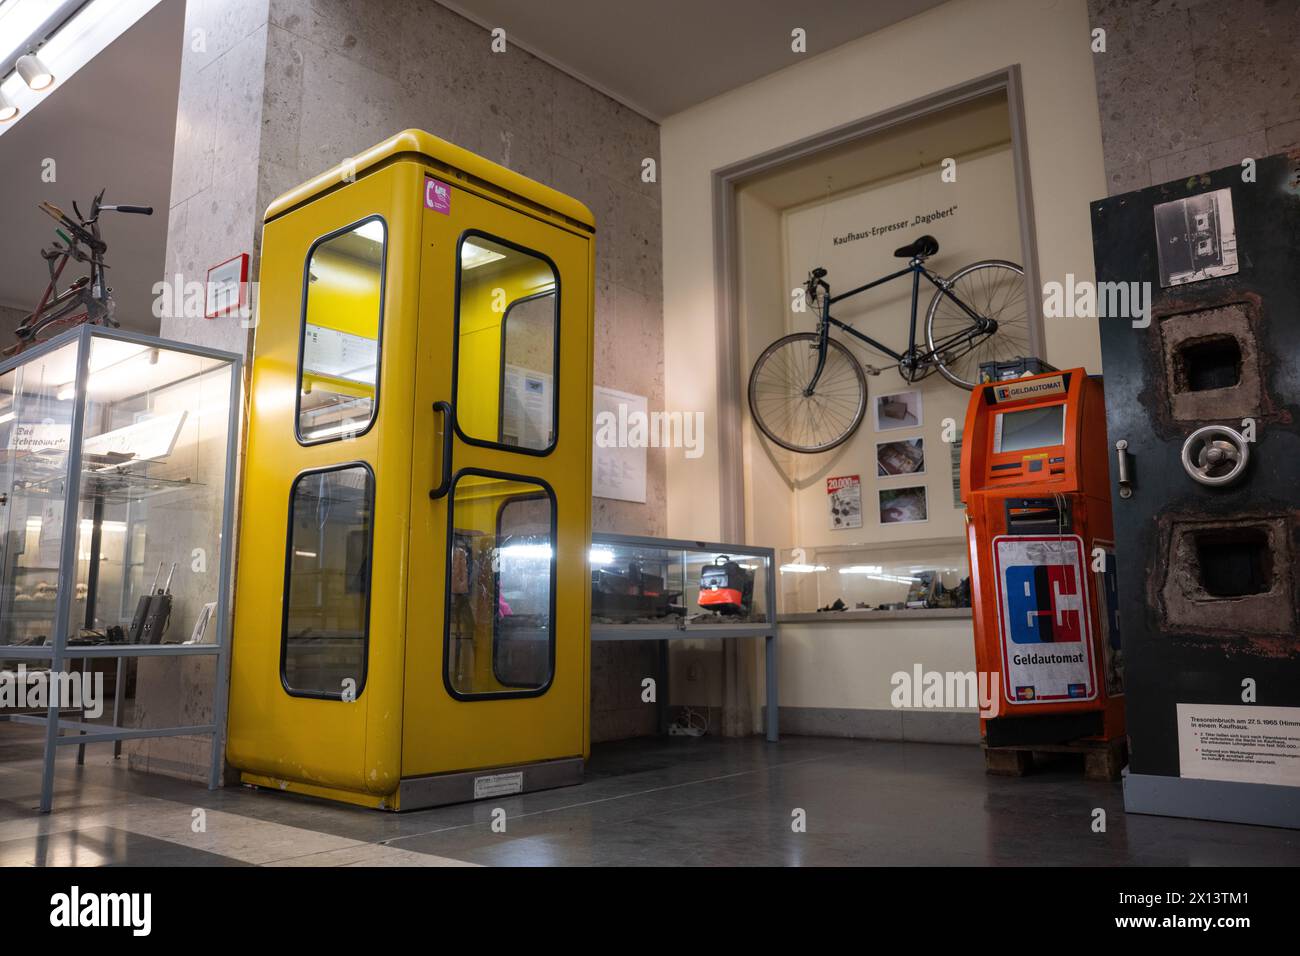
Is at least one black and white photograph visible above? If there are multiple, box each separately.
[876,437,925,477]
[872,389,923,431]
[878,485,929,524]
[1153,187,1238,288]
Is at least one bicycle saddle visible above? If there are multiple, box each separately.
[893,235,939,259]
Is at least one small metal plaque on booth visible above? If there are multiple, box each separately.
[474,771,524,799]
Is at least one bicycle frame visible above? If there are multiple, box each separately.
[6,191,151,357]
[804,259,987,394]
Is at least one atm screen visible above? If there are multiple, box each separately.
[995,404,1065,453]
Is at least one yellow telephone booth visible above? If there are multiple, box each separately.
[226,130,594,809]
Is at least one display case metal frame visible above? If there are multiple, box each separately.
[590,532,779,742]
[0,325,242,812]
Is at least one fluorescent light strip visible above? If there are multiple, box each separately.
[462,241,506,270]
[305,421,362,441]
[1,0,162,136]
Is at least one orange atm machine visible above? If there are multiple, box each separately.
[961,369,1124,753]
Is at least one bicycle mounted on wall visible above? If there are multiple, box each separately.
[4,189,153,358]
[747,235,1029,453]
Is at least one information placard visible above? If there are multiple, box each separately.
[1177,703,1300,787]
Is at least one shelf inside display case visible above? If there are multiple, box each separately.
[778,537,973,620]
[14,467,201,504]
[590,533,774,636]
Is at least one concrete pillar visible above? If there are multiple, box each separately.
[146,0,668,778]
[160,0,272,355]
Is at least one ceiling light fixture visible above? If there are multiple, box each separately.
[0,90,17,121]
[15,52,53,90]
[354,219,385,244]
[461,240,507,270]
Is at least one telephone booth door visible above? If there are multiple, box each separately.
[399,175,592,805]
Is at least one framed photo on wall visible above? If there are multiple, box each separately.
[873,389,922,431]
[876,437,925,477]
[879,485,928,524]
[1153,187,1238,288]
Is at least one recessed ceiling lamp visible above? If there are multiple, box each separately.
[461,240,506,270]
[0,91,17,122]
[15,52,54,91]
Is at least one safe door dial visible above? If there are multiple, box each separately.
[1180,425,1250,487]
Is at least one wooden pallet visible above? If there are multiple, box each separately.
[983,737,1127,781]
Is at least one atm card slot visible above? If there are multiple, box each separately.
[1004,497,1073,535]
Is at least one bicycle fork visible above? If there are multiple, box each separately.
[804,304,832,396]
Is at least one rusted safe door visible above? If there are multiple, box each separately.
[1091,154,1300,827]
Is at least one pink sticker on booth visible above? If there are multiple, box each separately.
[425,177,451,214]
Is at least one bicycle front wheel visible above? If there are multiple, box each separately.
[748,332,867,454]
[925,259,1029,389]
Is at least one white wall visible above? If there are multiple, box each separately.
[781,144,1019,552]
[659,0,1107,722]
[737,190,796,560]
[662,0,1107,542]
[780,619,978,711]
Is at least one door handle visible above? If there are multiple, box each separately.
[1114,439,1133,499]
[429,400,453,499]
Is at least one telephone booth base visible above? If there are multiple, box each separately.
[241,757,585,811]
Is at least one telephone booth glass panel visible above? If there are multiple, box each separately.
[454,234,558,452]
[297,218,385,443]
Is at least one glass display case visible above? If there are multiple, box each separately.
[590,534,774,631]
[778,538,973,619]
[589,533,778,742]
[0,327,241,811]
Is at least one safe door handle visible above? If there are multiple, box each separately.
[429,400,453,499]
[1115,439,1133,499]
[1181,425,1249,487]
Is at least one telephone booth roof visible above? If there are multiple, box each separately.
[263,128,596,231]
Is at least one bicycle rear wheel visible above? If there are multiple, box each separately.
[748,332,867,454]
[925,259,1028,389]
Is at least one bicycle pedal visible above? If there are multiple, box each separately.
[862,364,883,376]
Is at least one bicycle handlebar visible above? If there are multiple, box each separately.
[805,267,830,302]
[102,204,153,215]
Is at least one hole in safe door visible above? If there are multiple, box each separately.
[1177,335,1242,393]
[1194,527,1271,597]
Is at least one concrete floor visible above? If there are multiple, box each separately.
[1,726,1298,866]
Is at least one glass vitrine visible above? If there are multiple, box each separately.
[589,534,773,631]
[588,533,779,743]
[779,538,973,616]
[0,326,241,811]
